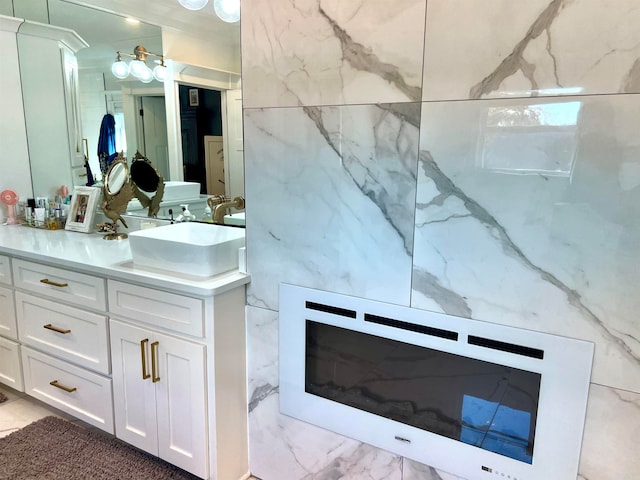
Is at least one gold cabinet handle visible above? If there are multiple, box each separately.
[40,279,69,288]
[140,339,150,380]
[44,324,71,334]
[151,341,160,383]
[50,380,77,393]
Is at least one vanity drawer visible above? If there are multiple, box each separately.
[21,346,113,433]
[0,336,23,391]
[15,292,109,375]
[0,254,11,285]
[12,259,106,311]
[108,280,205,337]
[0,285,17,340]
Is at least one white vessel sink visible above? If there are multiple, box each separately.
[224,212,245,227]
[128,222,245,277]
[162,181,201,202]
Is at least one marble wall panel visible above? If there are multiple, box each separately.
[412,95,640,393]
[402,460,464,480]
[241,0,426,108]
[423,0,640,100]
[246,306,404,479]
[578,384,640,479]
[243,103,420,311]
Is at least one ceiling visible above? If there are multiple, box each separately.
[49,0,240,79]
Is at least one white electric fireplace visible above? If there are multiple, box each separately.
[279,284,594,480]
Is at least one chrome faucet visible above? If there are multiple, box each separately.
[213,196,245,224]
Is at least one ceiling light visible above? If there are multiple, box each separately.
[178,0,209,10]
[111,46,167,83]
[213,0,240,23]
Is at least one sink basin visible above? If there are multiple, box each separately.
[224,212,245,227]
[162,181,201,202]
[128,222,245,277]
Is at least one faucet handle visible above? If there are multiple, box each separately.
[207,194,230,209]
[232,196,245,209]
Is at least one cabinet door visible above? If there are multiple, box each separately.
[110,319,158,455]
[154,332,208,479]
[0,286,17,340]
[0,336,23,391]
[61,45,84,168]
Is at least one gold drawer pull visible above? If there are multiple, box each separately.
[49,380,77,393]
[44,324,71,334]
[140,339,151,380]
[40,279,69,288]
[151,341,160,383]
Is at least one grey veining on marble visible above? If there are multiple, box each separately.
[246,306,279,415]
[402,459,465,480]
[246,305,404,480]
[244,104,419,311]
[241,0,425,108]
[411,95,640,393]
[423,0,640,100]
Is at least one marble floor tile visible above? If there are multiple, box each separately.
[0,384,77,438]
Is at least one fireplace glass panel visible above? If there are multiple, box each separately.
[305,321,541,464]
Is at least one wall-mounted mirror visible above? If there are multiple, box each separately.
[10,0,243,223]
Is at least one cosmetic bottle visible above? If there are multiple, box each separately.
[55,206,64,229]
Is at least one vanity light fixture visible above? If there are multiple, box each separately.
[213,0,240,23]
[111,45,167,83]
[177,0,240,23]
[178,0,209,10]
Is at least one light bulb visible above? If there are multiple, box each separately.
[129,59,147,78]
[139,66,154,83]
[178,0,209,10]
[153,64,167,82]
[111,60,129,79]
[213,0,240,23]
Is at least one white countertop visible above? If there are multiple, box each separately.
[0,224,250,297]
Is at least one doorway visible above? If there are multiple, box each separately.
[179,86,223,194]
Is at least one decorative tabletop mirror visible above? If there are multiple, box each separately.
[130,151,165,218]
[100,152,134,240]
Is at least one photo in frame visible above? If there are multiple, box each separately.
[65,186,101,233]
[189,88,199,106]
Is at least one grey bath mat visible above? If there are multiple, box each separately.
[0,416,200,479]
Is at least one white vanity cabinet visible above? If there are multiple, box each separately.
[110,319,207,478]
[0,254,22,391]
[108,279,249,480]
[0,226,249,480]
[11,259,114,433]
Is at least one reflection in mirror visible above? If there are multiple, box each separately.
[18,0,244,224]
[105,159,127,195]
[100,153,134,240]
[130,151,165,217]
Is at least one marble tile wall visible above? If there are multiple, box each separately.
[242,1,640,479]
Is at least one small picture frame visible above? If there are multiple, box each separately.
[189,88,199,106]
[65,186,101,233]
